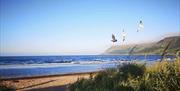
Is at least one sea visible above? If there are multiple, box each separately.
[0,55,174,79]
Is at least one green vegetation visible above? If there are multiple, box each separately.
[69,59,180,91]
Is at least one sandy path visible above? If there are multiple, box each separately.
[2,73,92,91]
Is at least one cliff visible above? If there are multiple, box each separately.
[104,36,180,55]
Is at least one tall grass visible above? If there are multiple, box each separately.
[69,59,180,91]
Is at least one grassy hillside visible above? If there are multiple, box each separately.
[104,36,180,55]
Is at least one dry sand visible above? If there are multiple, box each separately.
[1,72,96,91]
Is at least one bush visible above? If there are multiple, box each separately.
[118,63,145,80]
[69,59,180,91]
[142,59,180,91]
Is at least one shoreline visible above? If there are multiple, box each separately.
[1,71,98,91]
[1,71,100,81]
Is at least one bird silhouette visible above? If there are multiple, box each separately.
[111,34,117,42]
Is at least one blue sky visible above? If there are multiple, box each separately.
[0,0,180,56]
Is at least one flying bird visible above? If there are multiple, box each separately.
[111,34,117,43]
[137,20,144,32]
[122,29,126,42]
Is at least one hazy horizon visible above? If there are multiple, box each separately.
[0,0,180,56]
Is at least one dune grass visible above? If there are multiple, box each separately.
[69,59,180,91]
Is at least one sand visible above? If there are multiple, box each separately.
[1,72,96,91]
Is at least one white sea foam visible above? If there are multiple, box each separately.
[0,59,162,69]
[0,63,78,69]
[0,60,112,69]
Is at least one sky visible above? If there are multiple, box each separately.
[0,0,180,56]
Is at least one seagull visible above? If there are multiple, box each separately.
[122,29,126,42]
[111,34,117,43]
[137,20,144,32]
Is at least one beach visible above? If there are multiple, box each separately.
[1,72,95,91]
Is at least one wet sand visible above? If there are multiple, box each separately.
[1,72,97,91]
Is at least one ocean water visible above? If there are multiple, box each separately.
[0,55,174,79]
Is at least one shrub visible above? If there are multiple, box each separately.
[69,59,180,91]
[143,59,180,91]
[118,63,145,80]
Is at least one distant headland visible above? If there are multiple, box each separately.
[104,36,180,55]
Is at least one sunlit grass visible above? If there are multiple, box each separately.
[69,59,180,91]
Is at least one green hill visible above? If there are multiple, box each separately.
[104,36,180,55]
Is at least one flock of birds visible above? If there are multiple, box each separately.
[111,20,144,45]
